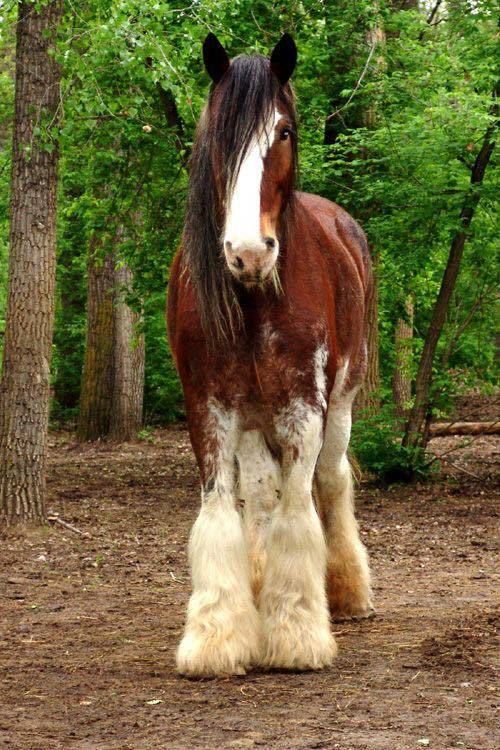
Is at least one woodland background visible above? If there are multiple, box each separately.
[0,5,497,745]
[0,0,498,522]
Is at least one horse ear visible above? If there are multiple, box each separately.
[203,33,230,84]
[270,33,297,85]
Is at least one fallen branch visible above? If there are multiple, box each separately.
[429,421,499,437]
[438,456,480,480]
[47,514,91,538]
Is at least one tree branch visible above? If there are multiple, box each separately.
[325,38,379,122]
[145,56,189,164]
[439,284,493,368]
[426,0,443,26]
[418,0,443,41]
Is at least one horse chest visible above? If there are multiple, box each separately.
[215,324,326,422]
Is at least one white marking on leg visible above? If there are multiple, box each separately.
[237,430,281,596]
[331,358,350,400]
[314,344,329,412]
[201,399,239,491]
[260,400,336,670]
[316,383,373,619]
[177,402,261,677]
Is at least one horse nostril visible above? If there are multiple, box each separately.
[233,256,244,270]
[264,237,276,250]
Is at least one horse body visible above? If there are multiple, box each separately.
[169,193,369,413]
[167,35,374,677]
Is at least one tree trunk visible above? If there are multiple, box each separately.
[353,19,385,416]
[392,296,414,418]
[355,251,381,416]
[403,107,497,448]
[0,1,63,526]
[109,264,145,441]
[77,245,145,443]
[77,249,115,441]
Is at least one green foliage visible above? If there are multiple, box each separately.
[351,406,436,484]
[143,290,184,422]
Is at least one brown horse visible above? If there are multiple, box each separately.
[167,33,374,678]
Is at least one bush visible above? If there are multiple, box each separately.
[351,405,435,484]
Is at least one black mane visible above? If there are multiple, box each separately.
[182,54,298,343]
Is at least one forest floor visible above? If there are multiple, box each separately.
[0,425,498,750]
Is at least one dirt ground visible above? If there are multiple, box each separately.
[0,426,498,750]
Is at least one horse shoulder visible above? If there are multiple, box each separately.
[295,192,371,291]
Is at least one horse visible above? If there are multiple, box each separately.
[167,32,374,678]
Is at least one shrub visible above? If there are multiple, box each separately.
[351,405,435,484]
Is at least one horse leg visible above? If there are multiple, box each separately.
[259,407,336,670]
[176,401,261,677]
[315,390,374,620]
[236,430,281,598]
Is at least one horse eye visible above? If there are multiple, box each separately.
[280,128,292,141]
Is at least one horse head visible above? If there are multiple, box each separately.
[202,33,297,287]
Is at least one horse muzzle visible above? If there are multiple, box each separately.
[224,237,278,285]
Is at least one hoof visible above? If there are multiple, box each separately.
[261,618,337,671]
[331,605,376,623]
[326,561,374,623]
[176,627,261,678]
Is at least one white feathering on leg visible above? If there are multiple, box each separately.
[260,405,336,669]
[177,500,261,676]
[176,403,261,677]
[316,380,374,620]
[237,430,281,597]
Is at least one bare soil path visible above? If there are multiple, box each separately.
[1,428,498,750]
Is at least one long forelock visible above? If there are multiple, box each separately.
[210,55,280,195]
[182,55,297,345]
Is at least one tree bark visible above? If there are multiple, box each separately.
[352,17,386,416]
[109,263,145,441]
[392,296,414,418]
[77,249,115,441]
[403,106,497,448]
[355,254,381,415]
[0,1,63,526]
[77,243,145,443]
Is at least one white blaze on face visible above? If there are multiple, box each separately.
[224,109,281,250]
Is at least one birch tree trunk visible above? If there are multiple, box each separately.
[353,21,386,416]
[0,1,63,525]
[356,2,422,417]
